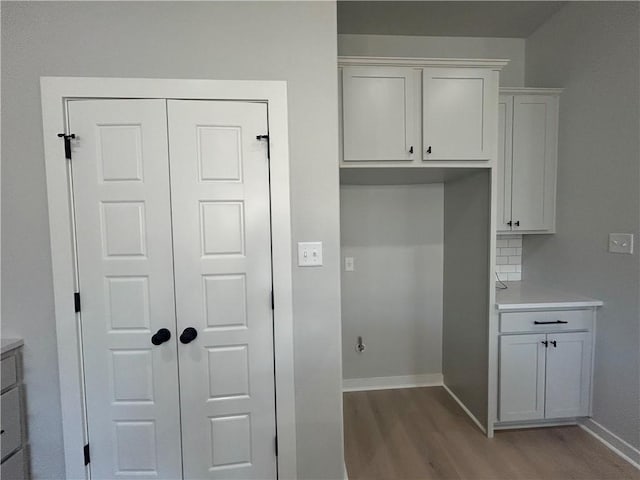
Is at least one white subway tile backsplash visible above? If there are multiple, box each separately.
[496,234,522,283]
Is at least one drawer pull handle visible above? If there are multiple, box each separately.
[534,320,569,325]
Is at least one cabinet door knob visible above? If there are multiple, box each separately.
[425,146,432,154]
[409,146,414,154]
[550,340,557,348]
[541,340,549,347]
[507,221,513,227]
[514,220,520,227]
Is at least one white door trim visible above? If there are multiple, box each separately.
[40,77,297,480]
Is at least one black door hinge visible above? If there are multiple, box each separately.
[256,134,270,160]
[271,291,274,310]
[74,292,81,313]
[57,133,76,160]
[84,443,90,465]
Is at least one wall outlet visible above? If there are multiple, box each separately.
[609,233,634,254]
[344,256,355,272]
[297,242,323,266]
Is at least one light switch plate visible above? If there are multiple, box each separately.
[298,242,323,266]
[344,257,355,272]
[609,233,634,254]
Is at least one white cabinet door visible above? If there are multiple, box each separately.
[70,100,183,479]
[423,68,495,161]
[167,101,277,480]
[511,95,558,231]
[499,334,546,422]
[497,95,514,231]
[545,332,592,419]
[342,66,420,162]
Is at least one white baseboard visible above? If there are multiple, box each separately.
[342,373,443,392]
[442,383,487,434]
[579,418,640,470]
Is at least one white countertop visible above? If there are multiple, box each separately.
[496,282,603,311]
[1,338,24,354]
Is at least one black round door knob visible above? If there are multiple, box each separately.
[151,328,171,346]
[180,327,198,344]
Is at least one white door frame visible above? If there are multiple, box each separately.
[41,77,297,480]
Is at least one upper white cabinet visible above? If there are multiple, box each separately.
[498,89,561,233]
[423,68,496,161]
[341,66,420,162]
[339,57,505,165]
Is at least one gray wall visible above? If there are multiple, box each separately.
[524,2,640,449]
[1,2,343,479]
[338,34,525,87]
[340,184,443,381]
[442,170,490,428]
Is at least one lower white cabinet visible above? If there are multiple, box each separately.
[499,319,593,423]
[1,339,28,479]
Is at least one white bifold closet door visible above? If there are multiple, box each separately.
[69,98,276,480]
[167,100,276,480]
[70,99,183,479]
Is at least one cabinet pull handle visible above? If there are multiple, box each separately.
[507,221,513,227]
[514,221,520,227]
[541,340,549,347]
[550,340,557,348]
[534,320,569,325]
[409,146,414,154]
[425,146,432,154]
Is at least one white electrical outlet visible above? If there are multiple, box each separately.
[344,257,355,272]
[297,242,323,266]
[609,233,634,254]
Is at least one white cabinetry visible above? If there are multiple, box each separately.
[423,68,496,161]
[341,66,420,162]
[339,58,505,165]
[498,310,593,424]
[498,89,561,233]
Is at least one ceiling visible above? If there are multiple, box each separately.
[337,1,567,38]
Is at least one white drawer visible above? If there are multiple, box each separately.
[1,356,17,391]
[1,387,22,460]
[500,309,593,333]
[1,448,24,480]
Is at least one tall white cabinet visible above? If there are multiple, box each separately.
[498,88,561,233]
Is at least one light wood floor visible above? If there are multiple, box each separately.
[344,387,640,480]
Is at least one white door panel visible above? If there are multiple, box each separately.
[342,66,420,161]
[545,332,592,418]
[167,100,277,480]
[69,99,182,479]
[423,68,493,160]
[499,334,546,422]
[511,95,558,231]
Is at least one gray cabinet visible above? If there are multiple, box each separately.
[1,339,28,479]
